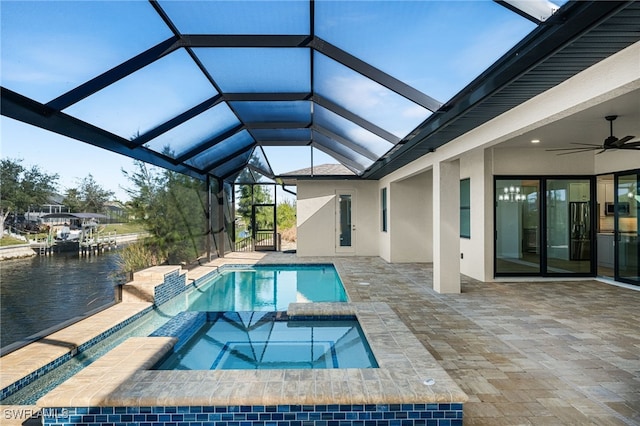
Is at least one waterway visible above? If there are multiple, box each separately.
[0,251,121,350]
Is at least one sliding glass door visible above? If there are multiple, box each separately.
[495,177,594,277]
[615,171,639,285]
[546,179,592,274]
[495,179,541,274]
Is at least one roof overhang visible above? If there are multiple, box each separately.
[363,1,640,179]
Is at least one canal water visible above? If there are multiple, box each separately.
[0,251,121,351]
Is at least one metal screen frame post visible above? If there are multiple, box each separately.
[205,175,212,262]
[217,177,225,258]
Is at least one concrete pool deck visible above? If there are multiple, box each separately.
[37,302,466,407]
[2,251,639,425]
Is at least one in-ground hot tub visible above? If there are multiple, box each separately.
[38,303,468,426]
[152,311,378,370]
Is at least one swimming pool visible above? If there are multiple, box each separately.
[1,263,348,404]
[186,264,348,311]
[152,311,378,370]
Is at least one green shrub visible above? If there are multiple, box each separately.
[116,240,167,276]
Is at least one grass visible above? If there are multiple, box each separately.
[100,222,147,234]
[0,236,29,247]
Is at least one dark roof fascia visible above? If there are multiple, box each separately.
[363,0,633,180]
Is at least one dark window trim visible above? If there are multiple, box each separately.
[381,187,388,232]
[460,178,470,239]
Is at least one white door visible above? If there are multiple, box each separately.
[336,190,356,253]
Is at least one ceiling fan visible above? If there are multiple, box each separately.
[546,115,639,155]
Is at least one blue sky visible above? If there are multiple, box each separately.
[1,0,540,202]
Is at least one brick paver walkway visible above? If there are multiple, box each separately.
[325,256,640,426]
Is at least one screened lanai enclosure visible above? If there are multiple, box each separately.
[4,0,637,261]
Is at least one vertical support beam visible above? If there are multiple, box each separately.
[217,178,226,258]
[483,150,495,281]
[273,183,278,251]
[206,175,212,262]
[433,160,461,293]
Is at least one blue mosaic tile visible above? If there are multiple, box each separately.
[42,404,464,426]
[150,311,206,351]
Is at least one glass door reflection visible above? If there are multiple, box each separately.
[615,172,639,285]
[546,179,592,274]
[495,179,541,274]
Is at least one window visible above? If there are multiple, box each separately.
[460,179,470,238]
[381,187,388,232]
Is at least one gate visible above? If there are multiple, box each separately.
[252,204,277,251]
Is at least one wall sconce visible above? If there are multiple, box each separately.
[498,186,525,202]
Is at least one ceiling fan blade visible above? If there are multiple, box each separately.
[622,141,640,147]
[569,143,603,147]
[620,136,640,146]
[554,149,599,155]
[613,135,635,147]
[546,147,599,152]
[619,145,640,150]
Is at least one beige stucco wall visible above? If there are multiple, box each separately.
[595,150,640,176]
[492,147,596,175]
[459,148,495,281]
[387,171,433,263]
[296,180,378,257]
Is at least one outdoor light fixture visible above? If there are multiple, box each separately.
[498,186,525,202]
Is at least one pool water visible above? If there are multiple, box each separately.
[1,264,350,404]
[153,312,378,370]
[186,265,347,311]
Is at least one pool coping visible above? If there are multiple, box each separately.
[37,302,467,407]
[0,302,153,401]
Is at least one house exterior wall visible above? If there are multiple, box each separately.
[296,180,378,257]
[388,172,432,263]
[459,148,494,281]
[293,41,639,290]
[492,148,595,175]
[595,150,640,175]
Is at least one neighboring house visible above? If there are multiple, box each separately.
[23,194,68,223]
[103,201,127,222]
[22,196,126,224]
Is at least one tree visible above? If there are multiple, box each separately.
[276,199,296,230]
[63,174,114,213]
[0,158,59,237]
[236,172,274,234]
[121,161,207,268]
[62,187,82,213]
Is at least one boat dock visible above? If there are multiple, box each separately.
[32,232,118,256]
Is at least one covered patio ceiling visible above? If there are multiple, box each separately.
[1,1,637,184]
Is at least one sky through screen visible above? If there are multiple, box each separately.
[1,0,550,201]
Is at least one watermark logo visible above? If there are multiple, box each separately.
[3,408,69,420]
